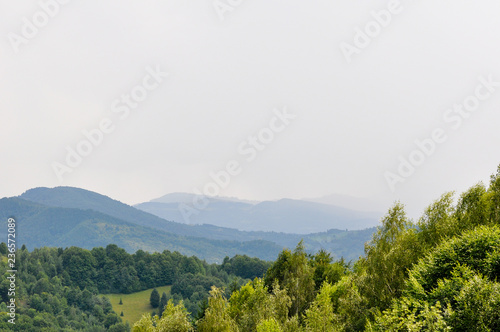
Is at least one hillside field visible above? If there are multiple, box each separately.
[103,285,172,326]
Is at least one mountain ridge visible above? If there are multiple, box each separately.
[135,193,380,233]
[0,197,282,262]
[12,186,378,261]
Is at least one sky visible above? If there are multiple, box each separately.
[1,0,500,219]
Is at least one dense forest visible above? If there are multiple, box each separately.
[1,165,500,331]
[0,243,270,331]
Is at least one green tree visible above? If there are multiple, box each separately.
[61,246,97,290]
[156,300,193,331]
[150,288,160,308]
[455,184,490,231]
[257,318,284,332]
[418,192,457,248]
[374,226,500,331]
[304,282,335,331]
[264,249,292,291]
[369,297,450,331]
[229,279,291,330]
[0,242,7,255]
[488,164,500,224]
[329,274,367,331]
[197,286,238,332]
[159,292,168,316]
[265,241,315,319]
[360,202,418,310]
[311,249,333,290]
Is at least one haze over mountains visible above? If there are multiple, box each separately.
[0,186,379,262]
[135,193,381,233]
[302,193,386,213]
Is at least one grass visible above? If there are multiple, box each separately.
[103,285,171,326]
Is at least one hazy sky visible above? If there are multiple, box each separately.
[1,0,500,219]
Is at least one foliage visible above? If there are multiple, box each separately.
[133,300,193,332]
[358,202,420,313]
[221,255,273,280]
[197,286,238,332]
[0,242,268,330]
[159,292,168,316]
[257,318,284,332]
[374,226,500,331]
[149,288,160,308]
[304,282,335,331]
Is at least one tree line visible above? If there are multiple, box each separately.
[0,240,271,330]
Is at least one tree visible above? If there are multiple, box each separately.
[157,300,193,331]
[256,318,283,332]
[61,246,97,290]
[150,288,160,308]
[369,297,450,331]
[159,292,168,316]
[455,184,489,231]
[489,164,500,224]
[284,242,315,318]
[407,226,500,295]
[360,202,418,310]
[134,300,193,332]
[264,241,315,319]
[0,242,7,255]
[119,298,123,305]
[374,226,500,331]
[228,279,291,331]
[311,249,333,289]
[197,286,238,332]
[418,192,457,248]
[304,282,335,331]
[328,274,367,331]
[264,249,292,291]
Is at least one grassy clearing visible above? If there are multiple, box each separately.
[103,285,171,326]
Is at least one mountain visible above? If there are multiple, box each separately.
[13,186,378,261]
[0,197,281,262]
[302,193,386,213]
[20,187,195,236]
[135,194,380,233]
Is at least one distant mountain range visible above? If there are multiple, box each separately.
[0,187,379,262]
[136,193,381,233]
[302,193,387,213]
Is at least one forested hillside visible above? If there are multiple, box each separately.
[0,197,283,262]
[0,244,270,330]
[136,165,500,331]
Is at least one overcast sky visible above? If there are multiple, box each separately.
[1,0,500,219]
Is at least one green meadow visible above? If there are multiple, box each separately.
[103,285,172,326]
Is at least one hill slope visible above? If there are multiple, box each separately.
[0,197,282,262]
[16,187,377,260]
